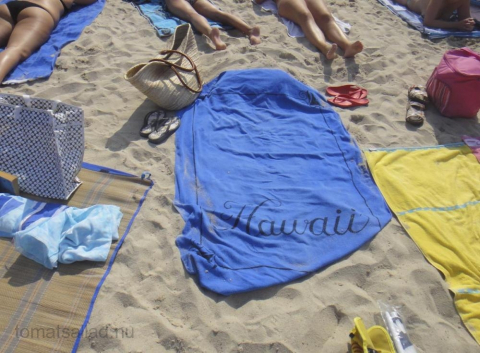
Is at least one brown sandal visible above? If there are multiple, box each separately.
[408,85,429,104]
[406,100,425,126]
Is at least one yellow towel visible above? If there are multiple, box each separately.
[364,143,480,345]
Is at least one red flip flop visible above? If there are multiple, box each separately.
[326,85,368,99]
[327,95,369,108]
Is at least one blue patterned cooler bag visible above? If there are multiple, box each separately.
[0,94,84,200]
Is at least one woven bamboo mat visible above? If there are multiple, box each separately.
[0,165,152,353]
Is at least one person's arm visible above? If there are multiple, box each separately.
[423,0,474,30]
[457,0,472,20]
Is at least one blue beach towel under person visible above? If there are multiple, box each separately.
[174,69,392,296]
[0,0,105,84]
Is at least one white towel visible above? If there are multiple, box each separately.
[255,0,351,37]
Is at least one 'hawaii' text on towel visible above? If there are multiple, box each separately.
[218,198,370,236]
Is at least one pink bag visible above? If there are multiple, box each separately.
[426,47,480,119]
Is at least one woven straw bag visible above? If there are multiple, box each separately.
[124,24,203,111]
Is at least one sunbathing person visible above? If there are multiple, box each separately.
[0,0,98,84]
[255,0,363,60]
[393,0,475,31]
[166,0,261,50]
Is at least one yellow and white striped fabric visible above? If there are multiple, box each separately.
[365,143,480,346]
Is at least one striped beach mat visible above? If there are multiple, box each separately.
[0,163,152,353]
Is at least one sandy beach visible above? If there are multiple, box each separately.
[2,0,480,351]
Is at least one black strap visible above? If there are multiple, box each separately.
[149,50,203,94]
[59,0,69,13]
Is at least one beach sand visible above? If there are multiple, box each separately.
[2,0,480,351]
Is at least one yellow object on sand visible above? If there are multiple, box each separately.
[364,143,480,346]
[349,317,396,353]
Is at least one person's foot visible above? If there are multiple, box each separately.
[209,27,227,50]
[249,26,261,45]
[344,41,363,58]
[324,43,338,60]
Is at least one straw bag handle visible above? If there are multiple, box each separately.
[149,50,203,94]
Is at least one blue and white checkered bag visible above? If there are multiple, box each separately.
[0,94,84,200]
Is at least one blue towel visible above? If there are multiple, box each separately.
[377,0,480,39]
[0,193,123,269]
[174,69,392,296]
[126,0,230,37]
[0,0,105,84]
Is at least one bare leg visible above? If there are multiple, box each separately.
[0,7,55,83]
[193,0,261,45]
[394,0,424,14]
[0,5,14,47]
[166,0,226,50]
[305,0,363,58]
[277,0,337,59]
[209,26,226,50]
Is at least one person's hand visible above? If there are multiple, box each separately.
[457,18,475,31]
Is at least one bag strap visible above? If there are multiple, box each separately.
[149,50,203,93]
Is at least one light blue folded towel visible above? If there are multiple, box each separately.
[0,193,122,269]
